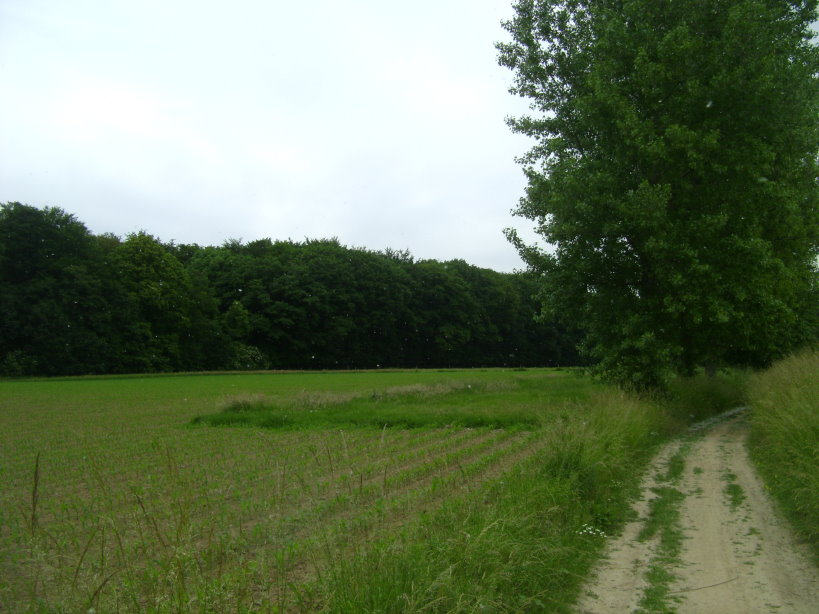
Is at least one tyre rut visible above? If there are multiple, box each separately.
[575,413,819,614]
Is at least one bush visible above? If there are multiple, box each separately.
[0,351,38,377]
[663,370,750,424]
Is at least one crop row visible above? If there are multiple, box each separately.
[1,422,546,612]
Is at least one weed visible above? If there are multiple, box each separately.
[658,445,689,483]
[722,472,746,510]
[634,439,691,613]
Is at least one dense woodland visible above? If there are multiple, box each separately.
[0,202,580,376]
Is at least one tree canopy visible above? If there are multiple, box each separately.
[0,202,580,376]
[499,0,819,388]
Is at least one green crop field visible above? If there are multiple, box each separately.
[1,368,704,613]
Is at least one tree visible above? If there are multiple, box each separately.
[498,0,819,388]
[407,260,481,367]
[113,232,195,371]
[0,203,125,375]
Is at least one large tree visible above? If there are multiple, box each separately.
[0,203,125,375]
[498,0,819,388]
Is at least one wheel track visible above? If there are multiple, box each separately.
[576,413,819,614]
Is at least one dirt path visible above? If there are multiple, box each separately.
[575,413,819,614]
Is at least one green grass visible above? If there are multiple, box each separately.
[724,482,746,510]
[721,471,746,511]
[191,374,599,430]
[657,443,690,484]
[634,444,690,614]
[0,368,740,613]
[747,349,819,563]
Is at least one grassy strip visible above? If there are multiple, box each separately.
[193,370,748,432]
[635,445,690,614]
[191,375,599,430]
[721,472,746,511]
[747,349,819,563]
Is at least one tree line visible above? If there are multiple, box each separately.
[0,202,580,376]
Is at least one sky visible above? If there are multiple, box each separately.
[0,0,539,272]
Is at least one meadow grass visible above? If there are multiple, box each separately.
[747,349,819,563]
[192,374,598,430]
[0,368,740,613]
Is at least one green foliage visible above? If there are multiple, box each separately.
[0,203,127,375]
[1,202,582,375]
[0,350,38,377]
[224,343,270,371]
[499,0,819,389]
[747,349,819,562]
[663,369,750,423]
[112,232,195,371]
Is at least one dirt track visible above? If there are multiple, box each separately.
[575,414,819,613]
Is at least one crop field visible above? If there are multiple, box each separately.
[0,369,673,613]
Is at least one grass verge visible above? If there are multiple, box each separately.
[747,349,819,563]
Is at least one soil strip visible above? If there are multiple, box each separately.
[576,413,819,614]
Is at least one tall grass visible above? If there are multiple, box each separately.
[315,389,683,613]
[747,349,819,563]
[191,376,599,430]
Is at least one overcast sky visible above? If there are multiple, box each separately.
[0,0,541,272]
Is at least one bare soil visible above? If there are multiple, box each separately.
[575,414,819,613]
